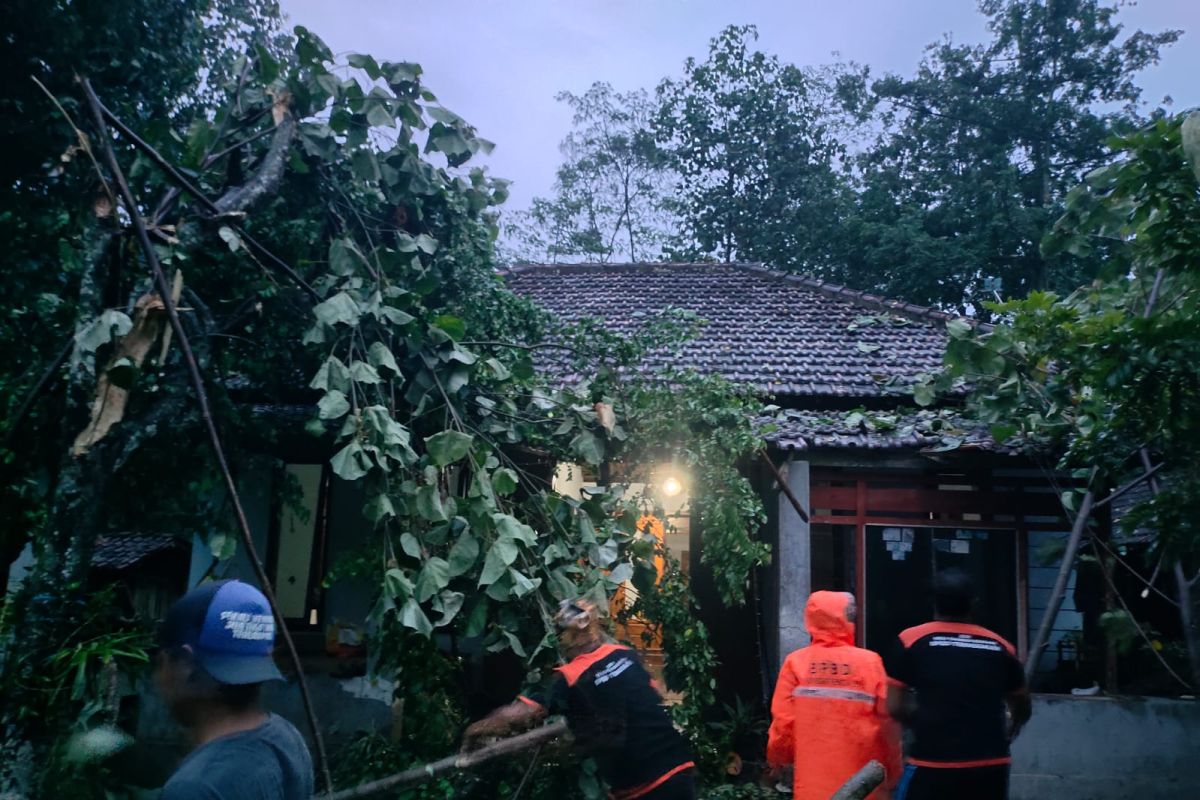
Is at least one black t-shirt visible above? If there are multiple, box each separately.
[884,621,1025,766]
[523,644,694,795]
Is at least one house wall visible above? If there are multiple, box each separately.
[1011,694,1200,800]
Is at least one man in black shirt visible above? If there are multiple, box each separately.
[462,599,695,799]
[884,569,1032,800]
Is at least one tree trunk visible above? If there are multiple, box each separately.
[1173,563,1200,692]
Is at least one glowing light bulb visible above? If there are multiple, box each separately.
[662,476,682,497]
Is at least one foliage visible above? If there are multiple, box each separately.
[654,25,863,273]
[913,112,1200,687]
[505,83,672,263]
[843,0,1180,313]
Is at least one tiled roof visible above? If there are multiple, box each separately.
[504,263,970,399]
[92,534,183,571]
[763,408,1005,453]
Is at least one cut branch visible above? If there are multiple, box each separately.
[830,760,886,800]
[317,720,569,800]
[81,77,333,794]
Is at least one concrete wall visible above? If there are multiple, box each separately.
[1011,694,1200,800]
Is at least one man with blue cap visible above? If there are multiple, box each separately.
[155,579,313,799]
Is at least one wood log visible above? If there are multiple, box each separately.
[829,759,885,800]
[317,720,569,800]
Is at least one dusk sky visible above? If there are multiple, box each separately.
[281,1,1200,211]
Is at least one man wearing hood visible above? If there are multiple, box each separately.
[766,590,901,799]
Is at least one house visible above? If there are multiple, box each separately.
[504,262,1076,679]
[504,262,1200,800]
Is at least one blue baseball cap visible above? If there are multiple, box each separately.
[159,580,284,685]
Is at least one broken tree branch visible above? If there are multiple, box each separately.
[92,96,320,302]
[317,721,570,800]
[1026,484,1095,683]
[80,77,333,794]
[1092,461,1165,511]
[760,449,809,523]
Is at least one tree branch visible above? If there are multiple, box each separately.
[93,97,320,302]
[81,77,334,795]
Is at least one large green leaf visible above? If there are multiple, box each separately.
[571,431,605,465]
[310,356,351,392]
[447,531,480,577]
[363,493,395,524]
[399,597,432,636]
[368,342,401,376]
[317,390,350,419]
[415,557,451,602]
[425,430,473,467]
[349,360,383,384]
[492,467,519,496]
[493,514,536,546]
[330,441,369,480]
[415,485,447,521]
[478,545,509,586]
[314,292,360,328]
[434,591,465,627]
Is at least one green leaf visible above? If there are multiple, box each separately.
[447,531,480,577]
[318,390,350,419]
[363,493,395,524]
[425,430,474,467]
[399,597,432,637]
[946,318,973,339]
[1182,111,1200,185]
[493,514,536,546]
[492,468,519,496]
[434,591,465,627]
[347,52,382,78]
[366,98,394,128]
[400,532,422,559]
[314,292,360,328]
[912,381,936,407]
[485,358,511,380]
[415,557,451,602]
[207,533,236,561]
[368,342,401,375]
[384,568,414,600]
[349,360,382,384]
[432,314,466,340]
[415,485,447,521]
[328,238,365,277]
[331,441,369,480]
[351,149,381,183]
[415,234,438,255]
[478,544,509,586]
[464,597,489,637]
[310,356,351,392]
[509,568,541,598]
[571,430,605,465]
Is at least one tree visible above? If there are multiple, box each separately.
[654,25,862,274]
[916,112,1200,691]
[844,0,1180,313]
[504,83,671,263]
[0,14,770,795]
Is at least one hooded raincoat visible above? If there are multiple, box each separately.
[766,591,901,800]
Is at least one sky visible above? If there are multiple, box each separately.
[281,0,1200,210]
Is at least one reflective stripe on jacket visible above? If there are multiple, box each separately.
[766,591,902,800]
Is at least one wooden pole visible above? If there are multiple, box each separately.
[317,721,569,800]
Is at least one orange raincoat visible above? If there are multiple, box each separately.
[766,591,901,800]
